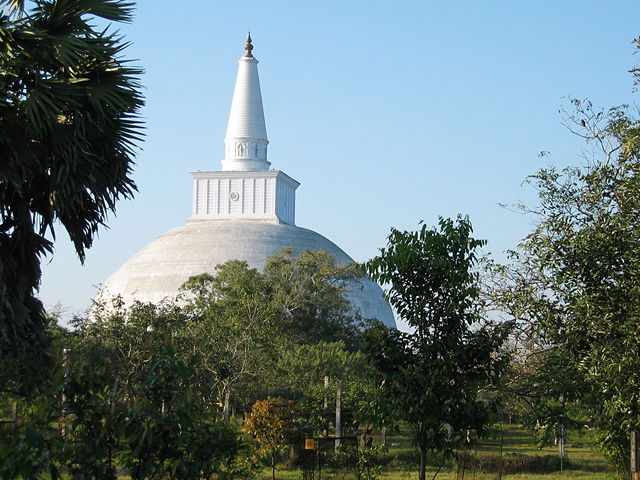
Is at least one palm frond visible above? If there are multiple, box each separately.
[0,0,25,15]
[0,0,144,390]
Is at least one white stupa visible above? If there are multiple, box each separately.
[98,35,396,328]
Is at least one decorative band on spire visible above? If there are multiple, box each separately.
[244,32,253,57]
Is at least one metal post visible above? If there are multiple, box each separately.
[303,439,316,480]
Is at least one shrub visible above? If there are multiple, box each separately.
[458,453,567,474]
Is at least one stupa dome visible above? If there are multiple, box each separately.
[98,220,395,327]
[97,36,396,328]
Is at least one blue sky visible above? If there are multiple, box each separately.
[39,1,640,328]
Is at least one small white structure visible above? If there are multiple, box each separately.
[98,35,396,328]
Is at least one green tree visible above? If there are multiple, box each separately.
[274,341,391,438]
[0,0,144,390]
[363,217,511,480]
[0,348,125,480]
[181,260,280,420]
[0,336,243,479]
[79,300,191,407]
[243,396,298,480]
[83,249,365,424]
[495,99,640,478]
[263,248,362,346]
[121,346,242,480]
[178,250,366,419]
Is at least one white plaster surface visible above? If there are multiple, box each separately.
[99,220,396,328]
[191,170,299,224]
[223,55,270,171]
[97,40,396,330]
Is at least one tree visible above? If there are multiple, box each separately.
[78,299,192,407]
[494,99,640,478]
[243,397,298,480]
[0,343,243,480]
[0,0,144,390]
[180,260,280,420]
[178,250,365,419]
[363,217,511,480]
[274,341,391,438]
[263,248,362,347]
[83,249,364,423]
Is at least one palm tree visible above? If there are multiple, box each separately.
[0,0,144,392]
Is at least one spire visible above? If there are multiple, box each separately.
[222,34,270,171]
[244,32,253,57]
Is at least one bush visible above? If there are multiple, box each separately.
[391,449,454,470]
[458,453,567,474]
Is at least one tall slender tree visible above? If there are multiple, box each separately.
[364,217,510,480]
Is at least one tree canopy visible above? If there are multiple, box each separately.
[0,0,144,391]
[364,217,511,480]
[491,99,640,477]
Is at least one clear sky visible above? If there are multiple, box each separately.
[39,1,640,329]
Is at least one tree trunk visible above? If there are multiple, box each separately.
[632,428,639,480]
[558,424,565,472]
[446,424,453,439]
[419,447,427,480]
[324,375,329,436]
[335,380,342,451]
[272,451,276,480]
[223,387,231,421]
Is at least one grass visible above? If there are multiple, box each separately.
[34,423,617,480]
[259,468,616,480]
[472,423,612,473]
[262,424,617,480]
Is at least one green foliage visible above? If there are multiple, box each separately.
[356,445,389,480]
[178,249,365,418]
[364,217,511,480]
[0,344,244,480]
[180,260,281,417]
[263,248,362,346]
[0,0,144,392]
[0,247,393,477]
[493,99,640,477]
[121,347,243,480]
[244,397,298,480]
[70,249,374,473]
[275,341,390,436]
[79,300,194,409]
[1,348,124,479]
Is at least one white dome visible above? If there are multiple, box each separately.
[99,220,396,328]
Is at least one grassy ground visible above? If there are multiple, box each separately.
[263,468,617,480]
[264,424,617,480]
[475,424,610,472]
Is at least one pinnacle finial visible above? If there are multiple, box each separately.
[244,32,253,58]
